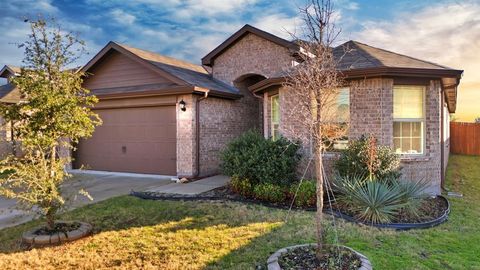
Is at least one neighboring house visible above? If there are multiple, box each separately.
[0,65,21,157]
[0,24,462,194]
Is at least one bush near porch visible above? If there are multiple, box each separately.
[0,155,478,269]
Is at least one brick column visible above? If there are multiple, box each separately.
[176,94,197,177]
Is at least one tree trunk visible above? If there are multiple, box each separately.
[50,145,56,177]
[313,90,324,260]
[314,140,324,260]
[46,208,55,231]
[47,146,57,231]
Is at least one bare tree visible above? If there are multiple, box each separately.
[283,0,349,258]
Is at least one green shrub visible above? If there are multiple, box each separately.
[253,183,286,203]
[290,180,316,207]
[230,176,253,197]
[334,135,401,180]
[221,130,300,186]
[332,175,429,223]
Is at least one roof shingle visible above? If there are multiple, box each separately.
[116,43,241,96]
[334,41,452,71]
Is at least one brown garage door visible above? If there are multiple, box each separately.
[75,106,176,175]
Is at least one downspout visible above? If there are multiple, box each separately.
[194,90,209,178]
[440,86,445,190]
[251,91,266,138]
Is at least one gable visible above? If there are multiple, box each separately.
[212,33,294,84]
[202,24,298,66]
[83,50,177,90]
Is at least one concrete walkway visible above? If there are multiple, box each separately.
[0,171,172,229]
[145,175,230,195]
[0,172,230,230]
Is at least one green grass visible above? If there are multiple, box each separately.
[0,154,479,269]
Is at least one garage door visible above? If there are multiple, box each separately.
[75,106,176,175]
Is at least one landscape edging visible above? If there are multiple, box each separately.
[130,191,450,230]
[266,243,372,270]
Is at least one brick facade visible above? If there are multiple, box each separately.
[192,32,295,177]
[212,33,294,84]
[265,78,443,194]
[198,91,260,176]
[176,94,197,177]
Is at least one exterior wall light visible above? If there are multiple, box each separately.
[179,99,186,111]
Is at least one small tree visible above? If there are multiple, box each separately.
[475,117,480,123]
[0,18,101,230]
[283,0,348,259]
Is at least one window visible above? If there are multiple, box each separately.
[271,95,280,140]
[325,87,350,150]
[393,85,425,154]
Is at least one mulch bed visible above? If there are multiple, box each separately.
[133,186,449,225]
[34,222,81,236]
[279,245,361,270]
[331,196,449,224]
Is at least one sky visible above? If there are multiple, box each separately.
[0,0,479,121]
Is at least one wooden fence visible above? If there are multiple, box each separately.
[450,122,480,156]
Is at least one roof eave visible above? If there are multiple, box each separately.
[249,77,285,93]
[340,67,463,79]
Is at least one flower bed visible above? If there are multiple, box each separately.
[132,187,450,230]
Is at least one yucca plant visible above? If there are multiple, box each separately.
[349,181,407,224]
[332,175,429,224]
[394,179,430,218]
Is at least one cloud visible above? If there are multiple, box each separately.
[4,0,59,15]
[353,1,480,120]
[110,9,136,25]
[251,13,299,39]
[0,1,104,68]
[177,0,258,16]
[335,0,359,10]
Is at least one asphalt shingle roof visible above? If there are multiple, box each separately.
[116,43,241,96]
[334,40,451,71]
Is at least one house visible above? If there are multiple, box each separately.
[0,24,462,194]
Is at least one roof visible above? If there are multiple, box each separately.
[201,24,300,66]
[81,42,241,99]
[0,65,20,78]
[334,41,453,71]
[250,40,463,113]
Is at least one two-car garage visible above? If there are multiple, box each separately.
[74,105,177,175]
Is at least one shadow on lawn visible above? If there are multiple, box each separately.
[0,198,306,256]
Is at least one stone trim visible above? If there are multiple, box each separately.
[22,221,92,246]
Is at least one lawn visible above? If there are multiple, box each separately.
[0,154,479,269]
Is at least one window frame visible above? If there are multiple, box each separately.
[393,85,427,156]
[270,94,280,141]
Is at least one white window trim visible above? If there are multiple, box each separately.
[393,85,427,156]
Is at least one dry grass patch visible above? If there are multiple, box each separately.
[0,155,478,269]
[0,217,279,269]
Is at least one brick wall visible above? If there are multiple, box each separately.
[267,78,443,194]
[212,33,293,84]
[176,94,197,177]
[198,87,261,176]
[196,31,294,176]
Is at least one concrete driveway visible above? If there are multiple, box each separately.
[0,170,172,229]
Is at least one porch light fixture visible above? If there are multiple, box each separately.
[179,99,186,111]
